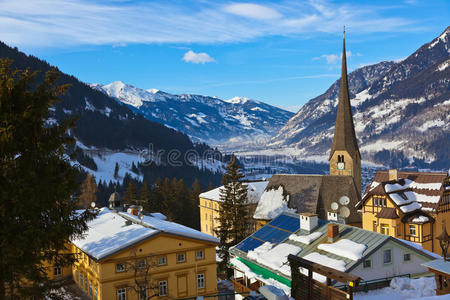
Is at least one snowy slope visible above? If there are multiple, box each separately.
[270,26,450,167]
[92,82,293,145]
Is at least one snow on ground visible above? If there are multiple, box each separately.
[247,242,302,276]
[317,239,367,261]
[360,140,403,152]
[253,186,296,219]
[289,232,323,245]
[354,276,437,300]
[416,119,446,132]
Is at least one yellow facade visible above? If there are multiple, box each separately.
[361,194,450,254]
[71,233,218,300]
[199,197,258,238]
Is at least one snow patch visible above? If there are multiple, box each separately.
[289,232,323,245]
[253,186,295,220]
[317,239,367,261]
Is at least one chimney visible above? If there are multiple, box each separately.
[327,211,338,222]
[328,223,339,242]
[389,169,398,181]
[300,213,318,232]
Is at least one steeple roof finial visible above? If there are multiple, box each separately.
[329,27,359,159]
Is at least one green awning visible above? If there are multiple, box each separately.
[232,257,291,287]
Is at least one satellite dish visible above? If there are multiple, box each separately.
[339,196,350,206]
[340,206,350,218]
[90,202,96,208]
[331,202,339,211]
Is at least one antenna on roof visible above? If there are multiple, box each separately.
[343,25,346,38]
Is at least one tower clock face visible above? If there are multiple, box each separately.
[337,162,345,170]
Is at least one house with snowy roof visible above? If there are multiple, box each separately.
[68,204,219,300]
[253,32,362,229]
[199,180,268,237]
[229,211,439,295]
[357,169,450,255]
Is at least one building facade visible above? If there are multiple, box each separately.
[199,181,268,237]
[69,207,218,300]
[357,169,450,255]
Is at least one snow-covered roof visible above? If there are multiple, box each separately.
[118,211,219,244]
[72,208,218,261]
[230,212,438,286]
[359,171,448,214]
[422,259,450,274]
[199,181,268,204]
[253,186,295,219]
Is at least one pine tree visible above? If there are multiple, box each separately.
[123,181,137,205]
[114,162,119,179]
[140,181,151,210]
[78,174,98,208]
[190,179,202,230]
[215,155,248,279]
[0,59,95,298]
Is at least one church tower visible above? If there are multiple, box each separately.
[329,28,362,196]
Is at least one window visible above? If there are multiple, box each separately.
[205,224,208,232]
[363,259,371,268]
[137,259,146,269]
[76,270,79,282]
[374,197,387,207]
[53,265,62,276]
[404,253,411,262]
[84,276,87,290]
[158,256,167,266]
[117,288,126,300]
[383,249,392,264]
[139,286,147,300]
[89,282,93,296]
[205,213,208,220]
[159,280,168,296]
[177,253,186,263]
[196,250,204,260]
[95,286,98,300]
[381,224,389,235]
[373,221,377,232]
[409,225,416,236]
[116,263,125,272]
[80,273,84,288]
[197,273,205,289]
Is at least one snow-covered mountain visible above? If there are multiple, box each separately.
[270,26,450,168]
[91,82,294,145]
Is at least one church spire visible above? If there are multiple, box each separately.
[330,27,359,159]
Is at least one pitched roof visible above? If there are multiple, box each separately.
[230,212,437,283]
[253,174,361,224]
[71,208,218,261]
[199,181,268,204]
[375,207,399,219]
[330,33,359,159]
[358,170,447,213]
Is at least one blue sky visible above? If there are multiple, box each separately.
[1,0,449,112]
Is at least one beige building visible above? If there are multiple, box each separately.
[70,206,219,300]
[199,181,268,237]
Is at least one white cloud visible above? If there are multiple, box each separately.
[223,3,282,20]
[182,50,215,64]
[314,51,359,64]
[0,0,418,49]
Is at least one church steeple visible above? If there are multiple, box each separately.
[329,27,362,196]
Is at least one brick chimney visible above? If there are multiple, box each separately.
[328,223,339,242]
[389,169,398,181]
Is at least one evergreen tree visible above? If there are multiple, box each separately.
[215,155,248,279]
[114,162,119,179]
[78,174,98,208]
[123,181,137,205]
[140,181,151,210]
[190,179,202,230]
[0,59,95,298]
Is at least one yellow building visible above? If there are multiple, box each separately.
[69,207,219,300]
[199,181,268,237]
[357,169,450,255]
